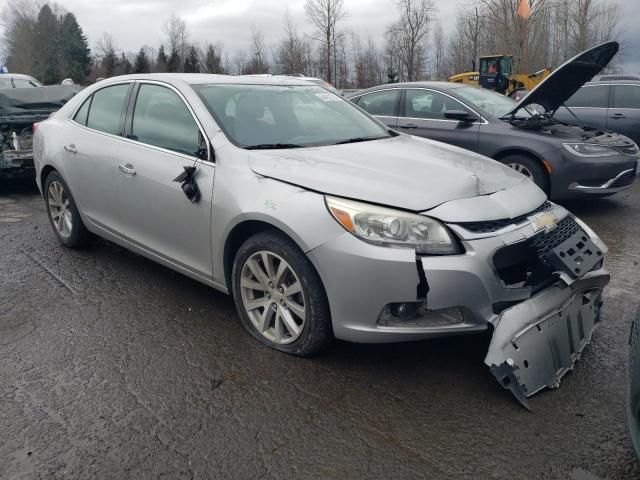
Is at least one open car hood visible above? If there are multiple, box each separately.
[249,135,528,212]
[505,41,619,116]
[0,85,82,114]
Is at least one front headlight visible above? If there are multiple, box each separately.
[325,196,461,255]
[563,143,621,157]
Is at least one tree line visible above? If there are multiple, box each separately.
[1,0,624,88]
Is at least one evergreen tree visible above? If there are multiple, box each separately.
[204,43,225,74]
[119,53,133,75]
[167,47,181,72]
[102,49,117,77]
[183,46,199,73]
[156,45,168,72]
[58,13,91,83]
[35,5,59,84]
[134,48,150,73]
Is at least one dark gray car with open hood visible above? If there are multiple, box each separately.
[349,42,638,200]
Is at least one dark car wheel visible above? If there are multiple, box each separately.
[499,154,549,194]
[231,230,333,357]
[44,171,93,248]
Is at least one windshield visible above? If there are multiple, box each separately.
[0,78,13,89]
[193,84,391,149]
[453,85,520,118]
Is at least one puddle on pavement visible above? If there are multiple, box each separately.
[0,196,40,224]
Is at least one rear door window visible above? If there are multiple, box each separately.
[565,85,609,108]
[131,84,202,157]
[86,84,130,135]
[612,85,640,109]
[356,90,399,117]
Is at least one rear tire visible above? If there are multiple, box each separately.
[44,171,93,248]
[231,230,333,357]
[499,154,549,194]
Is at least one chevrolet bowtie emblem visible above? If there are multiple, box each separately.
[532,212,558,233]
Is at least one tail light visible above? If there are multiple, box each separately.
[33,122,39,134]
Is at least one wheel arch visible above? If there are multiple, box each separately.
[40,164,58,194]
[492,148,552,193]
[222,217,310,293]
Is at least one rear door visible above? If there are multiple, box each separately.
[607,84,640,145]
[396,88,480,152]
[60,82,132,232]
[554,84,610,129]
[351,89,400,128]
[112,82,215,277]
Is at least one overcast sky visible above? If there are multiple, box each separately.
[0,0,638,72]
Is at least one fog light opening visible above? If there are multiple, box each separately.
[378,303,465,328]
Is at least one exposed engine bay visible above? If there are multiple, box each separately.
[0,84,81,174]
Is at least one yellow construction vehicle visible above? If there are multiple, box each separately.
[449,55,551,96]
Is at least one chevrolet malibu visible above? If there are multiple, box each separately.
[34,73,610,407]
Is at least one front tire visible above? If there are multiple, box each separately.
[231,230,333,357]
[500,154,549,194]
[44,171,93,248]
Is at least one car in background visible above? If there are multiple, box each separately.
[348,42,638,200]
[1,84,81,176]
[242,73,341,95]
[0,73,43,89]
[594,74,640,82]
[554,80,640,146]
[33,72,611,407]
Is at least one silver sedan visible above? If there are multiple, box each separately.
[33,74,610,407]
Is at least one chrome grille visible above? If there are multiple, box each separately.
[456,201,553,234]
[530,215,583,259]
[610,170,636,188]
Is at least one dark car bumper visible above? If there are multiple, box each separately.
[550,150,638,199]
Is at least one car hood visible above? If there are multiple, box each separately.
[0,85,82,115]
[505,41,619,116]
[249,135,528,212]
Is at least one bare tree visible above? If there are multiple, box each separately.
[431,20,447,80]
[385,0,434,82]
[305,0,346,84]
[162,14,189,71]
[275,10,311,75]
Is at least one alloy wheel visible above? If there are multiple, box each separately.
[507,162,533,178]
[239,251,306,345]
[47,180,73,238]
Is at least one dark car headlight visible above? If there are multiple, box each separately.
[563,143,622,157]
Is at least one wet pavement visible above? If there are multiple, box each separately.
[1,178,639,479]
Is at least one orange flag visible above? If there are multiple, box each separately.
[517,0,532,19]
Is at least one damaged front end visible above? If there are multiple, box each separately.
[0,85,80,175]
[470,209,610,409]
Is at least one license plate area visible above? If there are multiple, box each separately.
[544,231,603,278]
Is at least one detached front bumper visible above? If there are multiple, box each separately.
[486,269,609,409]
[308,204,610,406]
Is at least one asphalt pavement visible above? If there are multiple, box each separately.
[1,178,639,479]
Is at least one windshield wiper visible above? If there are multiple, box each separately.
[332,136,389,145]
[244,143,303,150]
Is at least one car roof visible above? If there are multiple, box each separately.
[584,80,640,86]
[347,81,463,97]
[2,73,39,81]
[96,73,315,87]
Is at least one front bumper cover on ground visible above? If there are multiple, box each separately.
[485,270,609,410]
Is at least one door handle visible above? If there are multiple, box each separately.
[400,124,418,129]
[610,113,625,119]
[64,144,77,154]
[118,163,136,175]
